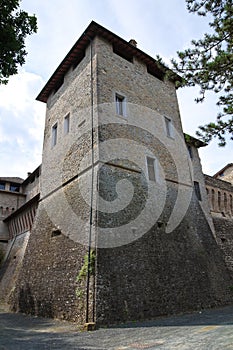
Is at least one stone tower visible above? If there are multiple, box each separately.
[12,22,233,325]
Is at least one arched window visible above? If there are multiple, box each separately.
[218,191,221,211]
[211,189,215,210]
[224,193,227,213]
[230,194,233,216]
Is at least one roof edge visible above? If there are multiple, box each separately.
[213,163,233,178]
[36,21,182,103]
[184,133,207,148]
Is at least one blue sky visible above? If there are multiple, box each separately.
[0,0,232,178]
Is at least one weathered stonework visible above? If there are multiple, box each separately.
[2,22,233,326]
[96,193,233,325]
[214,164,233,185]
[205,175,233,219]
[11,205,89,323]
[204,175,233,276]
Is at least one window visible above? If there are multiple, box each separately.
[211,189,215,210]
[187,145,193,159]
[224,192,227,212]
[64,113,70,134]
[10,183,20,192]
[52,123,58,147]
[112,44,133,63]
[230,195,233,215]
[146,156,156,182]
[164,117,173,138]
[147,64,164,81]
[115,93,126,117]
[0,182,5,190]
[194,181,202,201]
[73,50,85,69]
[218,191,221,210]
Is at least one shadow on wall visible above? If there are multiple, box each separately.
[0,248,4,267]
[14,283,54,319]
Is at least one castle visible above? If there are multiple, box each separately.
[0,21,233,326]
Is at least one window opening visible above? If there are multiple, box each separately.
[64,113,70,134]
[146,156,156,182]
[115,93,126,116]
[52,123,58,147]
[164,117,173,138]
[194,181,202,201]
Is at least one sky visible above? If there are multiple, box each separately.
[0,0,232,179]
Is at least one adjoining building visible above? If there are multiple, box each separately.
[214,163,233,185]
[0,21,233,326]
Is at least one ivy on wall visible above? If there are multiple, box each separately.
[76,250,96,298]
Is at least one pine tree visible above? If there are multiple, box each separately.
[172,0,233,146]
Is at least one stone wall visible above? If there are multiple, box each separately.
[11,204,91,323]
[204,175,233,276]
[8,29,233,326]
[205,175,233,218]
[10,41,99,322]
[0,231,30,305]
[22,167,41,202]
[94,36,233,325]
[96,189,233,325]
[215,164,233,184]
[213,218,233,273]
[0,191,26,239]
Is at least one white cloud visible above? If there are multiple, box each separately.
[0,0,231,177]
[0,70,45,178]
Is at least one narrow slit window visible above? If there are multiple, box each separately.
[52,123,58,147]
[115,93,126,116]
[64,113,70,134]
[187,145,193,159]
[146,156,156,182]
[194,181,202,201]
[164,117,173,138]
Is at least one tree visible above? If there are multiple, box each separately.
[172,0,233,146]
[0,0,37,84]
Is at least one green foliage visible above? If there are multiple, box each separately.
[0,0,37,84]
[75,250,96,298]
[172,0,233,145]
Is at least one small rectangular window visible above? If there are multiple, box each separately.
[64,113,70,134]
[112,44,133,63]
[164,117,173,138]
[146,156,156,182]
[0,182,5,190]
[147,65,164,81]
[194,181,202,201]
[10,183,20,192]
[52,123,58,147]
[115,93,126,116]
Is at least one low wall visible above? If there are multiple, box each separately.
[0,231,30,305]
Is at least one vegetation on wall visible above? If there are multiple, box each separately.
[75,250,95,298]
